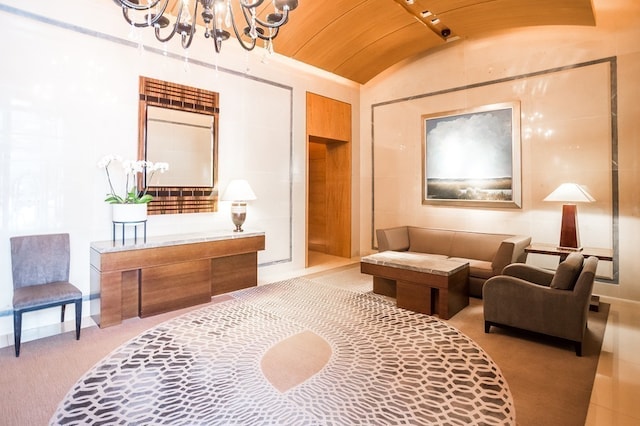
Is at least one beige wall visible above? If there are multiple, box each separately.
[360,0,640,301]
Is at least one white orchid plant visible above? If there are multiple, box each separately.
[98,155,169,204]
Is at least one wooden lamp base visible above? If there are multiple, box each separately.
[558,204,582,251]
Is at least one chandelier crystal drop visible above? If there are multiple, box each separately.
[115,0,299,53]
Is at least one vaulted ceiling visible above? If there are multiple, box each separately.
[155,0,597,84]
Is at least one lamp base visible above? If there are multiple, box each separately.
[230,202,247,232]
[558,204,581,250]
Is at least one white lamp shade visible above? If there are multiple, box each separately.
[543,183,595,203]
[222,179,257,201]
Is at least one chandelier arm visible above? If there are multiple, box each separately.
[156,3,193,43]
[180,0,199,49]
[229,6,257,51]
[253,8,290,29]
[209,8,222,53]
[239,0,266,8]
[121,0,170,28]
[251,5,289,28]
[118,0,165,12]
[154,25,177,43]
[121,8,142,28]
[253,27,279,42]
[238,3,287,32]
[236,4,276,42]
[153,0,188,43]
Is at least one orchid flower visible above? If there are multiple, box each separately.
[98,155,169,204]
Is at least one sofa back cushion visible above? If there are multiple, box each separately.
[408,227,454,256]
[550,253,584,290]
[376,227,410,252]
[450,232,511,262]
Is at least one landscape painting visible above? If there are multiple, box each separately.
[422,102,521,208]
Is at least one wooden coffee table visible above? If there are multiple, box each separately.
[360,251,469,319]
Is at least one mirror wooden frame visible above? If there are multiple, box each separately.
[138,76,220,215]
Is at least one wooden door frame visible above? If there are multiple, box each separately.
[305,92,352,265]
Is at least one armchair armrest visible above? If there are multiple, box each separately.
[501,263,554,287]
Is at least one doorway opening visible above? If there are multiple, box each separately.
[306,93,352,268]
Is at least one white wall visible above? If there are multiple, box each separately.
[0,0,361,336]
[359,0,640,301]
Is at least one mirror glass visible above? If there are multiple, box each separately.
[145,105,214,187]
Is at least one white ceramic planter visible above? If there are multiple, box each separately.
[111,203,148,223]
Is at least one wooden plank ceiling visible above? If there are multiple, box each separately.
[154,0,596,84]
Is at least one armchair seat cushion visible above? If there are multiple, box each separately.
[13,281,82,310]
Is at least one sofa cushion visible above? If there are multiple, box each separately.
[450,232,510,262]
[550,253,584,290]
[408,228,453,256]
[449,257,494,279]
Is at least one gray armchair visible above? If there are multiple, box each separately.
[10,233,82,357]
[483,253,598,356]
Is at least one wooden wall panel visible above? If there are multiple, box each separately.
[326,141,351,258]
[306,92,352,259]
[308,142,327,252]
[307,93,351,143]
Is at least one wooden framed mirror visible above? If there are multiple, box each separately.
[138,76,219,214]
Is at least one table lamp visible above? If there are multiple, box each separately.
[543,183,595,251]
[221,179,257,232]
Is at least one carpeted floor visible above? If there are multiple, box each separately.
[0,264,607,425]
[51,277,515,425]
[309,265,610,426]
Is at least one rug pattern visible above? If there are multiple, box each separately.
[51,278,515,425]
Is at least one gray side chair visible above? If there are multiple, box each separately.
[483,252,598,356]
[10,233,82,357]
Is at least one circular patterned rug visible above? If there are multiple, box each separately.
[51,278,515,425]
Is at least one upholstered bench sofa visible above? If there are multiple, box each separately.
[376,226,531,298]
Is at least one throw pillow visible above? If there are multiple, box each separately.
[550,253,584,290]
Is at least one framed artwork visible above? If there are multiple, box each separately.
[422,101,521,208]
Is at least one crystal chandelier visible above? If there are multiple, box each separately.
[115,0,299,53]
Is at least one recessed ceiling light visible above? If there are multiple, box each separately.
[421,10,432,18]
[405,0,415,4]
[431,18,440,24]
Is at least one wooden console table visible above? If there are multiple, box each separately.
[525,243,613,262]
[90,230,265,328]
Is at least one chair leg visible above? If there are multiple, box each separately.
[13,310,22,357]
[75,299,82,340]
[575,341,583,357]
[61,304,66,323]
[484,321,491,333]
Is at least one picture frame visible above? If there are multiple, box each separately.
[422,101,522,208]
